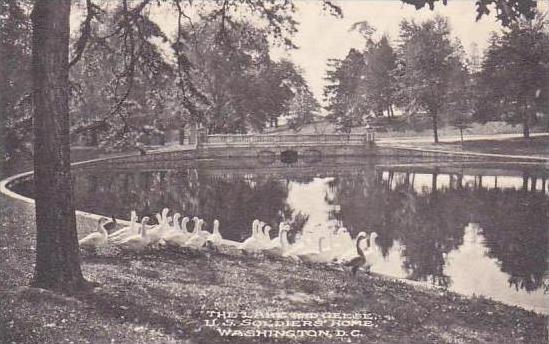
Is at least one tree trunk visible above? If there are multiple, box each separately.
[179,124,186,145]
[432,111,439,144]
[522,109,530,139]
[31,0,88,293]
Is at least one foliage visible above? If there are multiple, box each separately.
[324,22,398,133]
[324,49,371,132]
[363,35,398,118]
[445,43,475,139]
[181,20,313,134]
[400,0,537,27]
[0,0,32,162]
[69,4,176,150]
[396,16,465,143]
[475,13,549,138]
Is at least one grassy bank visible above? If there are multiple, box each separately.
[399,135,549,159]
[0,195,546,344]
[457,136,549,158]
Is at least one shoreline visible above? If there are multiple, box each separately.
[0,193,546,343]
[1,150,547,343]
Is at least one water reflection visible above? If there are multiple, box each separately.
[11,158,548,313]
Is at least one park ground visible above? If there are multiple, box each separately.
[0,194,547,344]
[379,134,549,159]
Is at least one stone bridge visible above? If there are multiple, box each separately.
[191,130,376,159]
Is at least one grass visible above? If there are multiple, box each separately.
[403,135,549,158]
[0,195,547,344]
[458,136,549,157]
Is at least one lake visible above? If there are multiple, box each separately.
[12,157,549,314]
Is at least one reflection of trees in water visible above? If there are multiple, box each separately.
[472,188,548,292]
[74,169,293,242]
[193,175,292,241]
[328,170,548,291]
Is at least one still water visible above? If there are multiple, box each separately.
[13,157,549,314]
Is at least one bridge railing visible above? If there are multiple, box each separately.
[201,132,374,145]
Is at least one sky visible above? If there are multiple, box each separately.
[73,0,549,104]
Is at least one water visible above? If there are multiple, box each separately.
[12,157,549,314]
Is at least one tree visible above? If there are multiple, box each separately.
[324,49,371,132]
[69,5,175,150]
[446,59,475,144]
[400,0,537,27]
[0,0,32,165]
[286,85,320,132]
[324,23,398,132]
[362,35,398,119]
[396,16,464,143]
[476,14,549,138]
[31,0,88,292]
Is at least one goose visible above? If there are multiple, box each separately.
[180,216,190,233]
[266,222,288,249]
[162,217,192,246]
[109,210,138,242]
[118,217,151,251]
[148,211,172,244]
[344,232,377,275]
[263,225,291,257]
[261,225,273,247]
[298,237,333,264]
[104,215,118,232]
[258,221,266,240]
[198,218,211,238]
[205,219,223,248]
[185,219,207,248]
[188,217,209,238]
[162,212,181,239]
[79,217,109,251]
[239,219,263,252]
[160,208,170,223]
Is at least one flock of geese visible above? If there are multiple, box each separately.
[79,208,379,275]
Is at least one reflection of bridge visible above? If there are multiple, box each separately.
[377,163,549,193]
[192,130,376,159]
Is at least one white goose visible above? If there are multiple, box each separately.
[263,225,291,257]
[162,217,192,247]
[333,228,360,262]
[79,217,109,251]
[239,219,263,252]
[180,216,190,233]
[266,222,288,249]
[148,209,171,244]
[108,210,138,242]
[205,219,223,248]
[162,212,181,239]
[297,237,334,264]
[259,225,273,248]
[185,219,207,248]
[118,217,151,251]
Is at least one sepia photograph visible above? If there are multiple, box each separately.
[0,0,548,343]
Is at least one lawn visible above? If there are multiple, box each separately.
[458,136,549,158]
